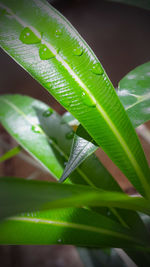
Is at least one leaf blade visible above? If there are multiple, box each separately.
[118,61,150,128]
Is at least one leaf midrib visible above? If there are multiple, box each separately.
[7,215,139,243]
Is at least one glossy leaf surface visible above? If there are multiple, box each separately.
[63,62,150,182]
[1,177,150,219]
[0,0,150,197]
[118,62,150,128]
[0,207,146,248]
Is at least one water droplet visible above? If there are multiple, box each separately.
[55,29,62,37]
[73,47,83,56]
[20,27,41,44]
[31,125,42,133]
[66,131,74,139]
[81,92,96,107]
[43,108,53,117]
[91,63,104,75]
[39,44,55,60]
[45,82,52,89]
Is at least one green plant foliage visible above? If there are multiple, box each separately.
[0,94,119,191]
[63,62,150,183]
[0,207,147,248]
[1,177,150,219]
[0,177,150,248]
[0,0,150,197]
[1,94,148,239]
[60,124,98,182]
[118,62,150,128]
[0,145,21,163]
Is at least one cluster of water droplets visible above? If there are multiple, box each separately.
[20,26,104,112]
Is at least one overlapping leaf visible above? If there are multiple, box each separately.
[0,94,119,192]
[0,0,150,196]
[0,177,150,248]
[63,62,150,183]
[0,94,147,235]
[1,177,150,219]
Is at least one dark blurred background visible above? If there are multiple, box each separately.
[0,0,150,266]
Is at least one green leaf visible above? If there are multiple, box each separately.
[1,177,150,219]
[0,177,150,248]
[0,207,146,248]
[118,61,150,128]
[0,0,150,197]
[0,94,64,179]
[63,62,150,182]
[0,145,21,163]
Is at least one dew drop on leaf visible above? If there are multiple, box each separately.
[91,63,104,75]
[81,92,96,107]
[20,27,41,44]
[42,108,53,117]
[73,47,83,56]
[39,44,55,60]
[65,131,74,139]
[31,125,42,133]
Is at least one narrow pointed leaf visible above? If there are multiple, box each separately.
[0,207,146,248]
[118,61,150,128]
[0,0,150,197]
[1,177,150,219]
[63,61,150,182]
[0,145,21,163]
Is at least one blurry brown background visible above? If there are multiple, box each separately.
[0,0,150,266]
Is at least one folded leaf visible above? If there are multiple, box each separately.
[0,0,150,197]
[60,125,98,182]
